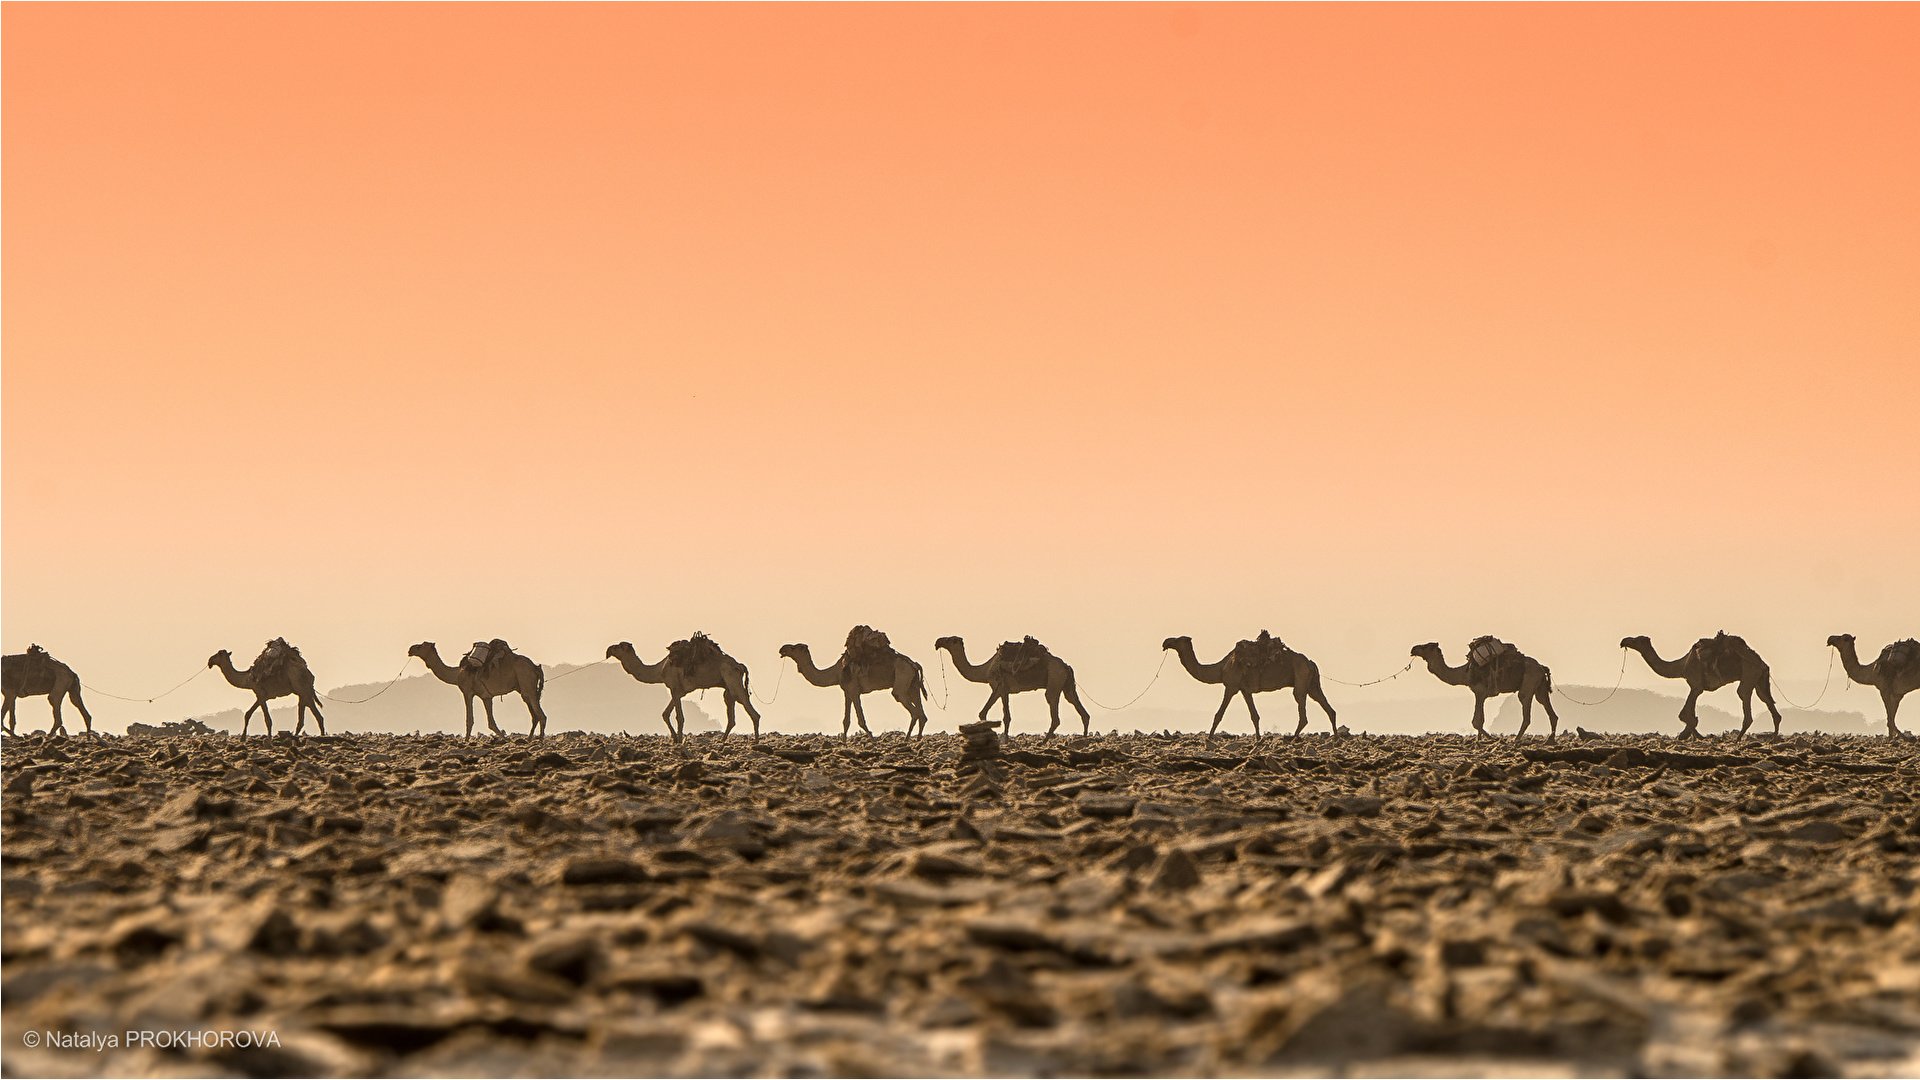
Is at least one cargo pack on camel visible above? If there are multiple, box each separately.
[1230,631,1290,670]
[461,638,516,675]
[668,632,725,670]
[252,638,302,683]
[844,625,895,667]
[1688,631,1749,687]
[996,636,1052,680]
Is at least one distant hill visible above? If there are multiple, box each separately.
[154,672,1876,739]
[183,662,720,737]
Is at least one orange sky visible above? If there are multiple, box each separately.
[4,4,1916,729]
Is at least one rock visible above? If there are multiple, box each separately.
[1149,847,1202,893]
[560,857,650,886]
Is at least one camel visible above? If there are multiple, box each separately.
[1163,633,1337,740]
[1621,632,1780,739]
[933,635,1090,738]
[209,639,326,736]
[1410,638,1561,738]
[2,645,95,737]
[779,632,931,738]
[1828,634,1919,737]
[408,641,549,737]
[606,634,761,741]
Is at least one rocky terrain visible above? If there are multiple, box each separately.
[4,729,1918,1077]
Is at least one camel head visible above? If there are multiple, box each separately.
[407,641,437,662]
[605,642,635,661]
[206,649,231,669]
[1827,633,1854,649]
[1620,635,1651,651]
[1162,636,1192,652]
[933,635,963,653]
[777,643,808,662]
[1409,642,1443,662]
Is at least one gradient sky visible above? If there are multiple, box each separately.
[5,4,1916,730]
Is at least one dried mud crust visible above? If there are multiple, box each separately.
[3,731,1919,1077]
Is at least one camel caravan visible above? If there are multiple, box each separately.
[3,629,1917,741]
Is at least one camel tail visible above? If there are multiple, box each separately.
[917,661,930,701]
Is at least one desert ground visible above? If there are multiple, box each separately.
[4,728,1918,1078]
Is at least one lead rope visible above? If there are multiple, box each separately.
[319,657,419,704]
[82,666,209,704]
[537,653,610,684]
[1771,652,1838,711]
[1552,647,1631,706]
[1080,652,1170,711]
[751,662,786,706]
[1324,660,1415,688]
[929,653,952,710]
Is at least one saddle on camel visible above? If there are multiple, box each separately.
[253,638,303,680]
[668,632,724,668]
[996,636,1051,679]
[461,638,516,675]
[1231,630,1290,670]
[844,625,895,666]
[1688,630,1747,685]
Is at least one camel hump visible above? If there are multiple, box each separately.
[462,639,515,671]
[1467,636,1512,667]
[996,636,1051,675]
[845,625,893,662]
[669,632,724,668]
[1232,633,1291,668]
[1882,639,1920,676]
[253,638,302,676]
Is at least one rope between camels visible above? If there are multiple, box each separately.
[1080,652,1169,712]
[930,653,952,710]
[542,657,612,685]
[319,658,418,704]
[1771,652,1837,712]
[1324,660,1415,688]
[1553,648,1631,707]
[82,666,208,704]
[751,662,785,706]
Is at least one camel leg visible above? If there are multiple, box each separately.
[241,701,256,738]
[1043,687,1063,739]
[999,693,1015,739]
[1754,680,1782,734]
[1516,691,1533,740]
[1886,689,1905,738]
[1538,686,1559,738]
[307,694,327,736]
[1679,688,1702,740]
[258,699,274,737]
[1736,684,1755,738]
[851,693,873,737]
[1065,681,1091,736]
[840,692,854,739]
[481,696,503,737]
[894,686,927,738]
[1241,690,1261,740]
[463,694,477,737]
[521,689,545,737]
[1309,681,1339,736]
[294,698,306,737]
[48,694,69,738]
[2,694,14,736]
[1470,693,1488,737]
[660,698,681,741]
[68,686,96,736]
[1292,686,1311,737]
[1207,686,1234,744]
